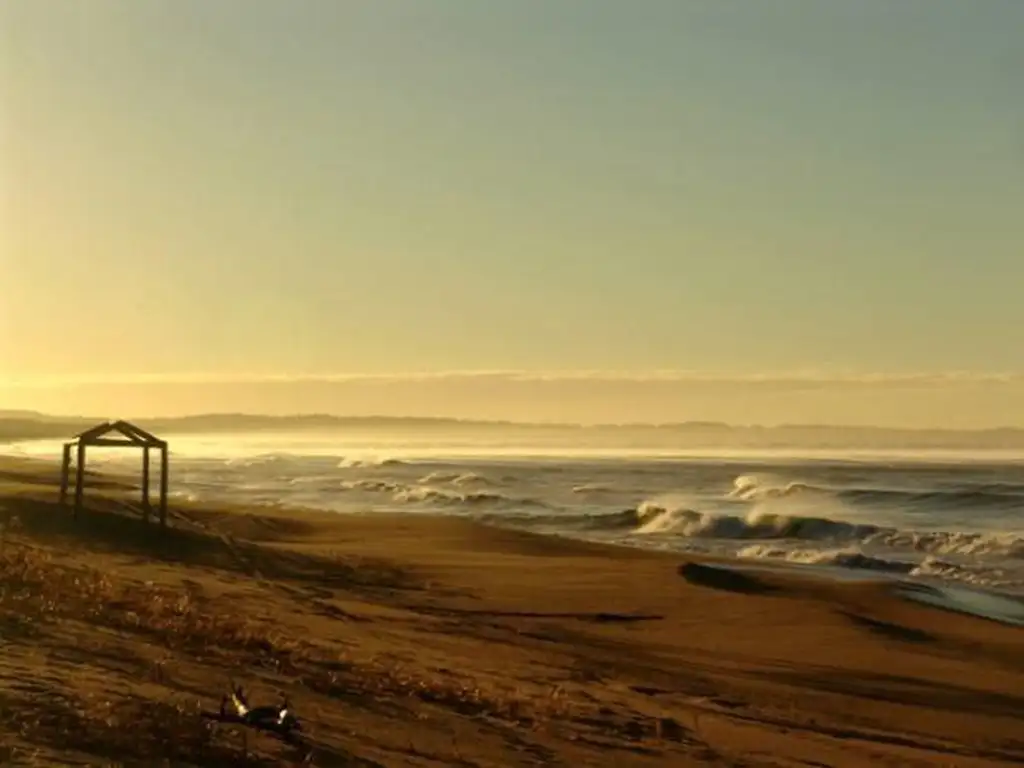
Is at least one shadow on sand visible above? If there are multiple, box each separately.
[677,562,780,595]
[2,497,420,596]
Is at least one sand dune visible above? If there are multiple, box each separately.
[1,457,1022,766]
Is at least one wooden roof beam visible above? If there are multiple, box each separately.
[71,421,114,443]
[113,420,166,447]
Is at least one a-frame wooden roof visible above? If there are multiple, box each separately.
[68,420,167,447]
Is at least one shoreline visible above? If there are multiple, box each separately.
[5,451,1023,626]
[174,498,1024,623]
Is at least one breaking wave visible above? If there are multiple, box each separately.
[880,530,1024,559]
[734,545,1023,589]
[728,473,1024,511]
[417,470,496,487]
[340,479,402,493]
[338,456,406,469]
[475,484,1024,566]
[736,545,917,574]
[477,503,1017,561]
[728,475,827,501]
[632,500,884,541]
[338,477,544,509]
[394,486,545,508]
[572,483,614,494]
[482,508,639,531]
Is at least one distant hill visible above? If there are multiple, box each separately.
[3,411,1024,450]
[0,417,91,443]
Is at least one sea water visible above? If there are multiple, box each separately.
[9,432,1024,597]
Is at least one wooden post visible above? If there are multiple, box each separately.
[73,442,86,520]
[141,446,151,522]
[159,445,169,528]
[59,443,71,506]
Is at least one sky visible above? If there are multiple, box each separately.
[2,1,1023,425]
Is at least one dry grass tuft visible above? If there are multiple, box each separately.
[0,538,308,666]
[1,536,572,726]
[302,658,577,728]
[0,689,284,766]
[0,538,317,764]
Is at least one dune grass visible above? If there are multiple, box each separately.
[0,528,580,765]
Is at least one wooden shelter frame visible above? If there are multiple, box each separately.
[59,420,169,527]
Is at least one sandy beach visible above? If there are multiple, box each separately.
[1,456,1022,767]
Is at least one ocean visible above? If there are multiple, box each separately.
[9,431,1024,597]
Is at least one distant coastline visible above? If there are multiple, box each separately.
[3,410,1024,450]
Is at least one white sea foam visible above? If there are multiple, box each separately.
[338,456,405,469]
[572,483,613,494]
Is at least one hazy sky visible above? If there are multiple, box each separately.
[2,2,1022,424]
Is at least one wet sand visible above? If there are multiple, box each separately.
[1,456,1023,766]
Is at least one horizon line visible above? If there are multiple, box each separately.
[5,410,1024,434]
